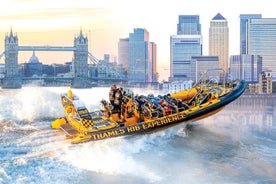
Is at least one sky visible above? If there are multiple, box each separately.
[0,0,275,81]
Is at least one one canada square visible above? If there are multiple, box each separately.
[209,13,229,75]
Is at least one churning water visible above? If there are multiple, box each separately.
[0,87,275,184]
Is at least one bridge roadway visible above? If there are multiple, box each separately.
[21,76,127,81]
[18,46,76,51]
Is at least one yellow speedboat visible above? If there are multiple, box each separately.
[52,78,247,143]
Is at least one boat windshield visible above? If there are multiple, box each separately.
[72,99,87,111]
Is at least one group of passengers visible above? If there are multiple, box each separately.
[108,84,189,119]
[134,93,189,118]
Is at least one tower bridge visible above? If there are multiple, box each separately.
[1,29,125,89]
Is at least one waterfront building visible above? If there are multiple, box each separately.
[22,51,43,77]
[170,15,202,82]
[239,14,262,55]
[104,54,110,63]
[247,18,276,78]
[19,54,71,78]
[128,28,157,83]
[162,80,193,94]
[150,42,158,82]
[191,56,219,82]
[259,71,273,94]
[209,13,229,75]
[248,83,259,94]
[118,38,129,71]
[170,35,202,81]
[230,54,262,83]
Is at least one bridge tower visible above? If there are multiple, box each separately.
[3,29,22,88]
[72,29,91,88]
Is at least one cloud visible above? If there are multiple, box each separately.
[0,8,108,20]
[0,6,115,31]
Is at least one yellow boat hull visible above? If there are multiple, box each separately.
[51,80,247,143]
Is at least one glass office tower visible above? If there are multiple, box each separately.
[247,18,276,77]
[128,28,157,83]
[230,54,262,83]
[240,14,262,55]
[170,15,202,81]
[177,15,201,35]
[118,38,129,70]
[170,35,202,81]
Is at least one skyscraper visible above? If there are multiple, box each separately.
[128,28,157,83]
[170,15,202,81]
[170,35,202,81]
[191,56,219,82]
[118,38,129,70]
[230,54,262,83]
[247,18,276,77]
[177,15,201,35]
[150,42,158,82]
[209,13,229,74]
[239,14,262,55]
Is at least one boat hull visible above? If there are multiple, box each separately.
[82,81,247,141]
[52,80,247,143]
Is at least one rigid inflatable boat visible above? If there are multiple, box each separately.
[52,78,247,143]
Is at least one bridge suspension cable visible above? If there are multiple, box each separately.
[87,52,123,79]
[0,51,5,62]
[88,52,100,65]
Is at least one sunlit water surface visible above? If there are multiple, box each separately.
[0,87,275,184]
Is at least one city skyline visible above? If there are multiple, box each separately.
[0,0,275,81]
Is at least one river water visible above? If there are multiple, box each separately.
[0,87,275,184]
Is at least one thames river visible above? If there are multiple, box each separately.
[0,87,275,184]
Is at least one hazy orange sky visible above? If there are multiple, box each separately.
[0,0,275,81]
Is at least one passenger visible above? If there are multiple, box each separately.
[177,99,189,111]
[159,99,166,106]
[163,104,172,115]
[109,84,117,106]
[158,99,171,115]
[135,96,144,111]
[114,86,123,118]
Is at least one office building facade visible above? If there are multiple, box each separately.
[259,71,273,94]
[191,56,219,82]
[118,38,129,70]
[247,18,276,78]
[128,28,157,83]
[177,15,201,35]
[170,15,202,82]
[239,14,262,55]
[230,54,262,83]
[170,35,202,81]
[209,13,229,74]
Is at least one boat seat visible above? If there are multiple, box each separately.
[197,93,209,105]
[188,89,202,105]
